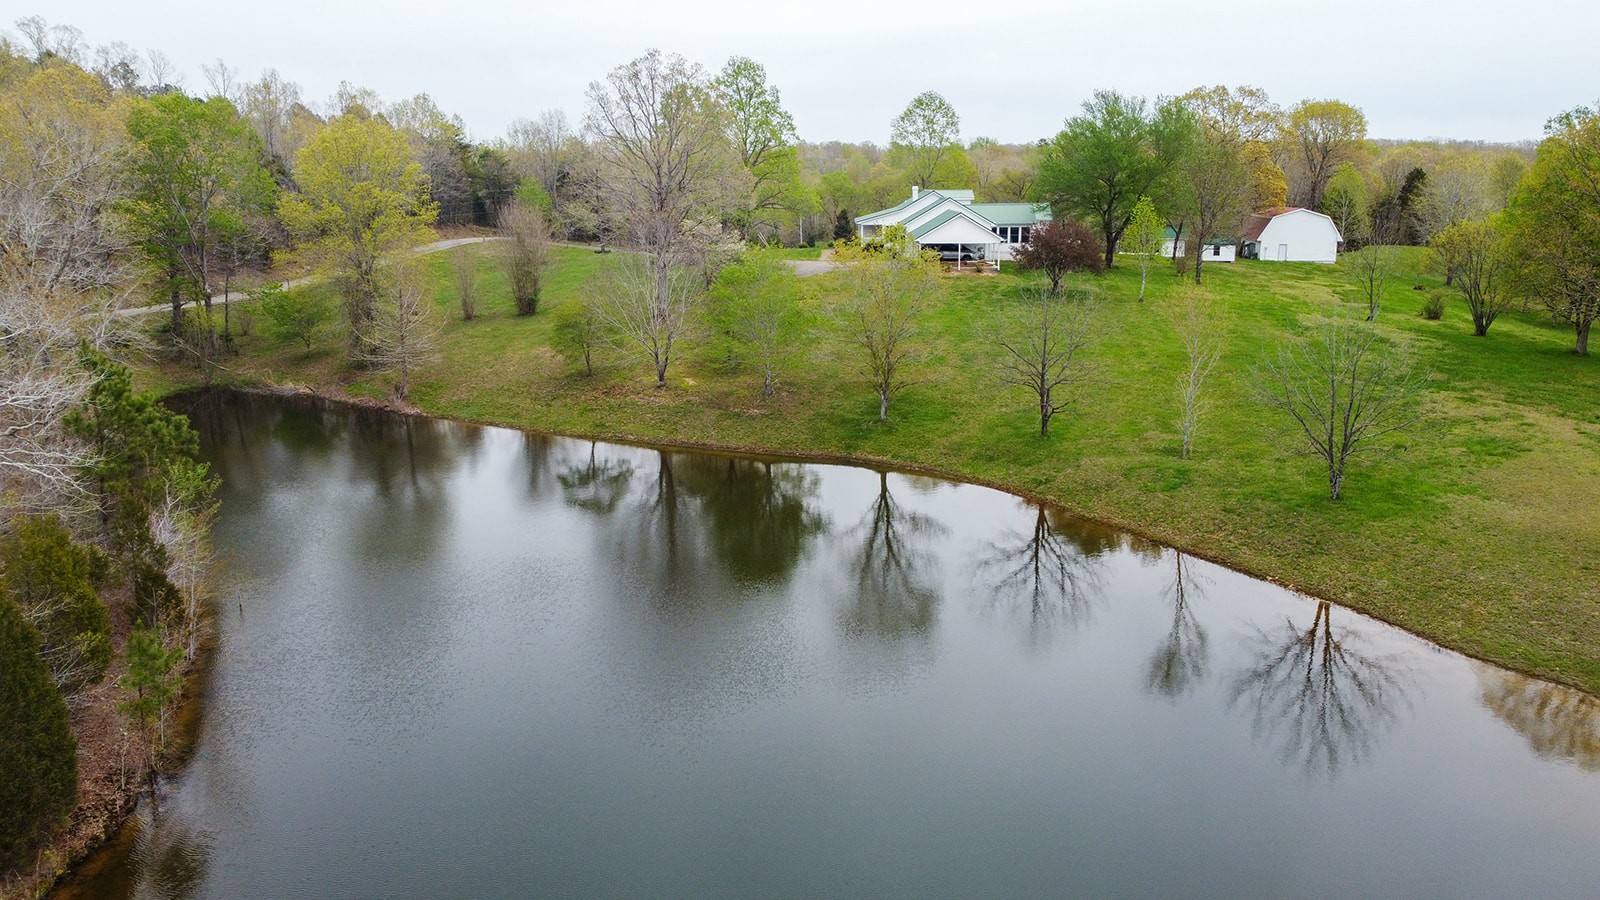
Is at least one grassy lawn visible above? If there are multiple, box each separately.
[142,244,1600,694]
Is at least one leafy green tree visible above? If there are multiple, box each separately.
[1322,163,1371,247]
[121,92,276,336]
[1282,99,1368,209]
[1431,217,1514,336]
[0,515,111,696]
[119,626,184,774]
[258,283,335,349]
[1125,196,1165,300]
[1013,219,1105,295]
[67,350,201,561]
[0,596,76,872]
[706,250,807,397]
[716,56,808,239]
[1035,90,1194,268]
[552,295,607,377]
[889,91,961,189]
[278,114,439,358]
[1508,105,1600,355]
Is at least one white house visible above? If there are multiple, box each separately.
[854,188,1052,262]
[1159,227,1236,263]
[1239,207,1342,263]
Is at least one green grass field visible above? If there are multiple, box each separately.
[149,243,1600,693]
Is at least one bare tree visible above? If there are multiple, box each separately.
[995,288,1096,437]
[451,244,477,321]
[502,110,577,207]
[1146,551,1211,698]
[1169,288,1224,458]
[0,60,134,505]
[975,504,1103,645]
[1253,317,1423,500]
[199,57,241,105]
[498,201,552,315]
[584,50,748,326]
[1230,601,1412,777]
[1345,244,1395,321]
[362,263,439,402]
[596,254,696,388]
[833,240,944,421]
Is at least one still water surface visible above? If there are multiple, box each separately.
[59,391,1600,898]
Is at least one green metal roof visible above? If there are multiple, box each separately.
[909,209,966,239]
[909,209,1004,241]
[968,202,1051,226]
[1161,226,1234,245]
[857,189,977,224]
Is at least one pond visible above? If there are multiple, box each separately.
[56,391,1600,898]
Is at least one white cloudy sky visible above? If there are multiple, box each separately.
[18,0,1594,145]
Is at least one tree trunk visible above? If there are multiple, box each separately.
[1329,464,1343,501]
[1039,400,1050,437]
[1577,320,1592,356]
[1139,265,1148,302]
[878,392,889,421]
[1102,236,1116,270]
[1193,250,1205,286]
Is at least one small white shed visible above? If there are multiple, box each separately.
[1240,208,1342,263]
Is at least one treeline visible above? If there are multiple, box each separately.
[0,28,223,891]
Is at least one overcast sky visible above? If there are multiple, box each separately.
[18,0,1595,146]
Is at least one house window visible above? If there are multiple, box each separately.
[1019,227,1031,244]
[1211,244,1221,257]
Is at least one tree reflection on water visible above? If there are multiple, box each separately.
[974,503,1103,646]
[557,440,634,514]
[1145,551,1210,699]
[1229,600,1412,777]
[841,471,946,640]
[1478,666,1600,772]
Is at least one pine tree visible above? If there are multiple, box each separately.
[0,597,77,872]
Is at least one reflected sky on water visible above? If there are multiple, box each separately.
[57,391,1600,899]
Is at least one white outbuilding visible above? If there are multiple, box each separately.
[1239,207,1342,263]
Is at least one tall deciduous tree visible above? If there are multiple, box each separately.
[278,114,438,358]
[122,92,276,334]
[1177,86,1276,284]
[1321,163,1371,247]
[1282,99,1367,209]
[585,50,747,330]
[889,90,961,190]
[1509,105,1600,355]
[715,56,808,239]
[1431,217,1514,336]
[1035,90,1194,269]
[0,60,131,507]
